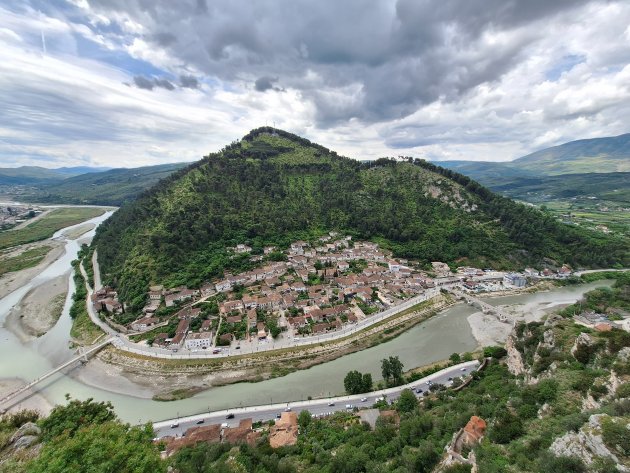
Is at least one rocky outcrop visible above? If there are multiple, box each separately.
[571,332,594,358]
[549,414,628,471]
[618,347,630,362]
[506,333,526,376]
[9,422,40,444]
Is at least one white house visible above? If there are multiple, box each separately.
[184,332,213,350]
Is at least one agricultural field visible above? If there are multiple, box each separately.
[0,207,106,250]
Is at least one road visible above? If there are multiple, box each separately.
[152,360,480,438]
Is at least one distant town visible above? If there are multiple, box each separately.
[91,234,578,355]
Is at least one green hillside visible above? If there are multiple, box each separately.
[515,133,630,174]
[92,128,627,310]
[20,163,188,206]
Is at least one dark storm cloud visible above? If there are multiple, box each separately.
[90,0,595,125]
[133,75,155,90]
[254,76,278,92]
[179,74,199,89]
[154,78,175,90]
[133,75,175,90]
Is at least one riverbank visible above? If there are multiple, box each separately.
[62,223,95,240]
[0,378,53,416]
[0,241,65,300]
[466,280,612,347]
[4,274,69,341]
[75,296,455,400]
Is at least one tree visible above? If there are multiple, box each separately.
[344,370,372,394]
[397,389,418,413]
[40,397,116,442]
[483,346,507,359]
[28,422,162,473]
[362,373,373,393]
[298,410,312,431]
[449,352,461,363]
[381,358,391,384]
[389,356,405,385]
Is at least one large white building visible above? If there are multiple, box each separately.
[184,332,213,350]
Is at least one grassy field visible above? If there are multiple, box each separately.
[0,245,52,277]
[543,200,630,237]
[0,207,105,250]
[70,301,103,346]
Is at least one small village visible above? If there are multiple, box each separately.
[90,234,579,354]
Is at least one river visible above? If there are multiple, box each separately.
[0,213,614,424]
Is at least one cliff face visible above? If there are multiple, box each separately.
[504,313,630,471]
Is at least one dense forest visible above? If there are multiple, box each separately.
[93,128,628,310]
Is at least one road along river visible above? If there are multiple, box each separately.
[0,214,614,424]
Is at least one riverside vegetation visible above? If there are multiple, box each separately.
[2,272,629,472]
[93,128,628,314]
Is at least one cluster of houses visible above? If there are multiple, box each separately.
[0,203,42,230]
[117,234,437,351]
[91,231,579,352]
[91,286,122,314]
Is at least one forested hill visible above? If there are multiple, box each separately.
[93,128,628,309]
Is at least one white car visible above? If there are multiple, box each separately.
[360,397,368,402]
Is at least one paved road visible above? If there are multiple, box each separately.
[152,360,480,438]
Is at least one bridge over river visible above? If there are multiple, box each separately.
[446,289,511,323]
[0,337,114,413]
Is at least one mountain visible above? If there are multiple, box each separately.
[23,163,189,206]
[514,133,630,175]
[0,165,109,186]
[490,172,630,204]
[438,134,630,205]
[441,133,630,179]
[93,128,628,310]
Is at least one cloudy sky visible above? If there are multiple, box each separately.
[1,0,629,168]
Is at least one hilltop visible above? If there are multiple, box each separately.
[92,128,627,310]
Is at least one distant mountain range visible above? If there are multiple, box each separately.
[1,163,188,206]
[0,165,112,185]
[439,133,630,203]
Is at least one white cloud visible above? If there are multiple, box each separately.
[0,0,629,169]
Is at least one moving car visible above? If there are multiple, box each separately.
[170,423,179,428]
[328,401,335,406]
[360,397,368,402]
[226,413,235,419]
[196,419,205,425]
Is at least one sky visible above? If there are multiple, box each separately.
[1,0,629,168]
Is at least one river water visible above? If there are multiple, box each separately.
[0,213,613,424]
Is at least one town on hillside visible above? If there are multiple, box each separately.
[91,233,576,354]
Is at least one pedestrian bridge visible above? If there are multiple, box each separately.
[0,337,114,413]
[447,289,510,323]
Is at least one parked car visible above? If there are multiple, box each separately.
[226,413,235,419]
[328,401,335,406]
[196,419,205,425]
[360,397,368,402]
[415,388,423,394]
[170,423,179,428]
[276,413,281,419]
[285,407,292,412]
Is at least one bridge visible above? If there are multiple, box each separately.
[447,289,510,323]
[0,337,114,413]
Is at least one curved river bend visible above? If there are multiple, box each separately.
[0,214,611,424]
